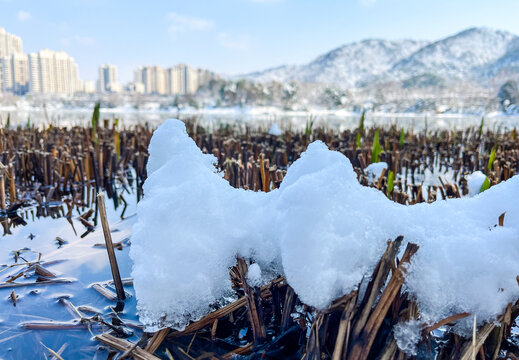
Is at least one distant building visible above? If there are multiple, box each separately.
[0,27,27,95]
[133,63,213,96]
[28,49,81,95]
[0,27,88,96]
[97,64,120,93]
[0,53,29,95]
[141,65,167,95]
[126,81,145,94]
[83,80,96,93]
[0,27,23,58]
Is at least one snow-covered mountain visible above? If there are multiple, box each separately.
[243,27,519,88]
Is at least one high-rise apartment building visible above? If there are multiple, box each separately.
[134,65,168,95]
[0,27,27,95]
[0,53,29,95]
[28,49,81,95]
[83,80,95,93]
[134,64,212,96]
[0,27,86,96]
[0,27,23,57]
[97,64,120,92]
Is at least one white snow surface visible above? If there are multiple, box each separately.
[247,263,262,287]
[268,123,282,136]
[131,119,519,333]
[393,320,422,356]
[364,162,388,182]
[467,170,488,197]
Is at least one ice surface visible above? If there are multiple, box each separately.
[131,119,519,338]
[268,123,282,136]
[466,170,487,197]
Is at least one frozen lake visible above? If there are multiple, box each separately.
[0,194,140,359]
[1,107,519,132]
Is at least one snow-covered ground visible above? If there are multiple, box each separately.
[130,119,519,346]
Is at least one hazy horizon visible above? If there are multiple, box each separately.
[1,0,519,83]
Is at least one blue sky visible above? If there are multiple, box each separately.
[1,0,519,83]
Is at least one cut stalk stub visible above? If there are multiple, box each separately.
[97,192,126,301]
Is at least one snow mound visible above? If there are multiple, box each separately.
[131,119,519,335]
[365,162,388,181]
[466,170,487,197]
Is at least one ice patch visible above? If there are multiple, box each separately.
[131,119,519,335]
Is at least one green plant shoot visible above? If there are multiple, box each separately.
[371,129,382,163]
[356,110,365,148]
[399,128,405,148]
[387,170,394,198]
[488,145,496,172]
[480,176,491,193]
[91,102,100,145]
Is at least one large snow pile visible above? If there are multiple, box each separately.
[131,119,519,335]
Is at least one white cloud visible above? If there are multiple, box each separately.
[167,12,213,38]
[218,32,250,50]
[60,35,96,47]
[17,10,32,22]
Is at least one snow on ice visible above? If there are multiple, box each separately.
[130,119,519,343]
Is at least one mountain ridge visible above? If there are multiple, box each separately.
[241,27,519,88]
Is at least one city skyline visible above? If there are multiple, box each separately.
[0,27,83,95]
[1,1,519,83]
[0,25,215,96]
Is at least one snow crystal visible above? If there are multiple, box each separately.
[393,320,422,356]
[268,123,282,136]
[131,119,519,335]
[466,170,487,197]
[247,263,262,287]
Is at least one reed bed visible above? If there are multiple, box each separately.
[1,115,519,359]
[187,122,515,205]
[0,120,152,234]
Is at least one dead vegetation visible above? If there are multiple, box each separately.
[1,115,519,359]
